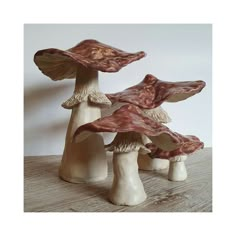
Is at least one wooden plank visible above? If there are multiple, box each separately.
[24,148,212,212]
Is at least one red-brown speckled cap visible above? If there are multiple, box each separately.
[74,104,186,143]
[146,134,204,159]
[106,74,206,109]
[34,39,146,81]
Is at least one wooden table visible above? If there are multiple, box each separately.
[24,148,212,212]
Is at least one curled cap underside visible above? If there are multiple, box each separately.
[106,74,206,109]
[34,39,146,81]
[73,104,203,156]
[147,133,204,159]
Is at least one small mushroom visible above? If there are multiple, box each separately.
[34,39,145,183]
[106,74,205,170]
[73,104,184,206]
[147,134,204,181]
[106,74,205,171]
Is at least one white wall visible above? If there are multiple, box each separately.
[24,24,212,156]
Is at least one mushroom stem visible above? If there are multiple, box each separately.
[109,151,147,206]
[138,135,169,171]
[168,155,188,181]
[74,65,99,96]
[59,66,107,183]
[138,155,169,171]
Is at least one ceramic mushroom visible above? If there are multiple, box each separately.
[73,104,190,206]
[106,74,206,171]
[34,39,145,183]
[147,134,204,181]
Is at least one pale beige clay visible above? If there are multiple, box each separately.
[149,135,189,182]
[106,132,149,206]
[59,67,110,183]
[110,152,147,206]
[168,155,188,181]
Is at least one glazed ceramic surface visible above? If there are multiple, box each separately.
[106,74,205,109]
[74,104,178,140]
[34,39,145,79]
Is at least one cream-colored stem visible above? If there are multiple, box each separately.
[59,67,107,183]
[109,151,147,206]
[138,156,169,171]
[168,161,187,181]
[74,65,99,95]
[138,135,169,171]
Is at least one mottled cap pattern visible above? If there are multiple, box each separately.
[34,39,146,81]
[74,104,186,143]
[106,74,206,109]
[147,134,204,159]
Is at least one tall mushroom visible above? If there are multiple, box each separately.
[34,39,145,183]
[147,133,204,181]
[106,74,206,170]
[73,104,192,206]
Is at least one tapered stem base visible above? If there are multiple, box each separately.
[59,133,107,183]
[109,151,147,206]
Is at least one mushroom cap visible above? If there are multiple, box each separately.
[106,74,206,109]
[34,39,146,81]
[147,133,204,159]
[74,104,183,143]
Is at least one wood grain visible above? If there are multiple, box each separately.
[24,148,212,212]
